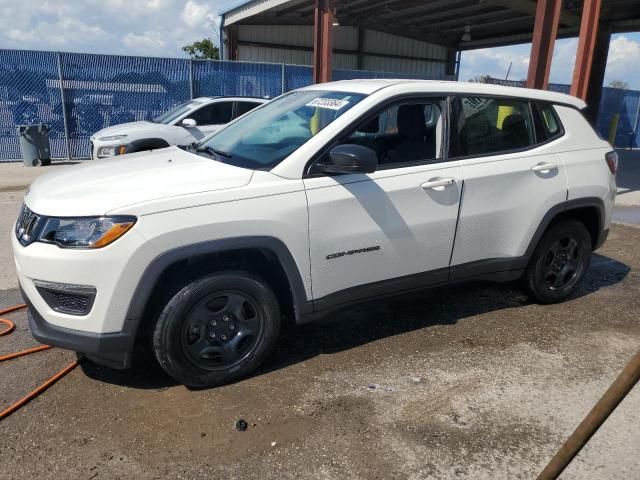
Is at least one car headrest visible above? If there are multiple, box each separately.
[502,113,526,132]
[358,116,379,134]
[397,104,427,140]
[502,113,530,148]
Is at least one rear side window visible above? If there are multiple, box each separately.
[235,101,262,118]
[532,102,563,142]
[190,102,234,125]
[450,96,535,157]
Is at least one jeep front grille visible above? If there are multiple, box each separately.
[15,203,42,246]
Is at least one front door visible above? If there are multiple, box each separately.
[304,98,463,305]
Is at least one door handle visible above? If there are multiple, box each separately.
[421,177,456,191]
[531,162,558,173]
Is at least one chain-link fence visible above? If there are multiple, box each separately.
[487,77,640,148]
[2,49,638,161]
[0,49,453,161]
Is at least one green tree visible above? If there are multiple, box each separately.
[468,75,492,83]
[182,38,220,60]
[608,80,629,90]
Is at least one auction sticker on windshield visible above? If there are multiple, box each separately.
[306,98,350,110]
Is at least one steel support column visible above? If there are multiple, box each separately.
[313,0,334,84]
[527,0,562,89]
[445,48,458,78]
[356,27,364,71]
[570,0,603,100]
[227,25,239,61]
[583,24,611,124]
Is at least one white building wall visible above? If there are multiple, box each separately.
[234,25,450,76]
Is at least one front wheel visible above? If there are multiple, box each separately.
[523,220,592,304]
[152,271,280,388]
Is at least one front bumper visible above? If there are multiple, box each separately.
[23,286,136,369]
[12,211,159,368]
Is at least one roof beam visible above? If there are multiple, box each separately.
[440,14,532,33]
[275,0,311,16]
[458,24,580,49]
[486,0,581,27]
[341,0,404,15]
[431,11,528,32]
[610,18,640,32]
[225,0,296,25]
[351,20,458,46]
[397,4,502,25]
[337,0,377,12]
[378,0,470,20]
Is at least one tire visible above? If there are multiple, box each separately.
[152,271,280,388]
[523,220,592,304]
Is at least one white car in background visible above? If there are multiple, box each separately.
[89,96,268,159]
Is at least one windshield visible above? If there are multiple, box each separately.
[153,100,202,124]
[198,90,366,169]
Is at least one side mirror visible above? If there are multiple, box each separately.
[181,118,197,128]
[319,144,378,174]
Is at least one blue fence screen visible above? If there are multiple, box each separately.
[0,49,452,161]
[1,48,637,160]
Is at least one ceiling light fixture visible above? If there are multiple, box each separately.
[461,25,472,42]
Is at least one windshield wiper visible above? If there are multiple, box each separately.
[196,145,233,158]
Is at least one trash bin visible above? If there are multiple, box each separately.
[17,124,51,167]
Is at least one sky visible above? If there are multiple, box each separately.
[460,33,640,89]
[0,0,638,90]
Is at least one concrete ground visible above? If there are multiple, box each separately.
[0,153,639,479]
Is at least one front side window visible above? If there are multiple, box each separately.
[198,90,366,170]
[326,98,445,168]
[153,100,203,124]
[450,96,535,157]
[190,102,234,125]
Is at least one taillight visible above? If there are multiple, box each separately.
[605,151,618,174]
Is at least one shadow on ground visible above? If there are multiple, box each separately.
[80,253,630,390]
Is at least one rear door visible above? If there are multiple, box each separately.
[448,96,568,275]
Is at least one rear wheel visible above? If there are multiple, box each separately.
[523,220,592,304]
[152,271,280,387]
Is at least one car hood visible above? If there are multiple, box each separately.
[91,121,159,139]
[25,147,253,216]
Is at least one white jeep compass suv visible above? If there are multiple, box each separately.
[89,96,267,159]
[13,80,617,387]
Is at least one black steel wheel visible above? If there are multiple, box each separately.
[181,290,263,371]
[523,220,592,304]
[153,271,280,388]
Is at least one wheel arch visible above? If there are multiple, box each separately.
[126,236,311,347]
[126,137,171,153]
[525,197,606,259]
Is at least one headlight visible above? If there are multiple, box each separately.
[98,134,127,141]
[97,145,127,157]
[38,216,136,248]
